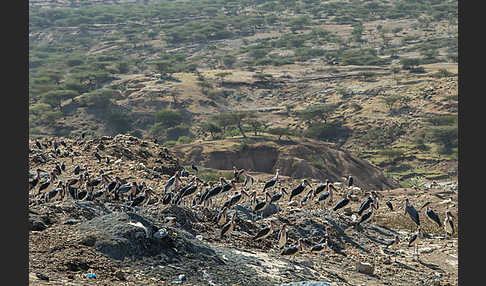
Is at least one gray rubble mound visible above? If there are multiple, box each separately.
[76,211,222,264]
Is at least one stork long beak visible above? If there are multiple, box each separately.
[420,201,431,211]
[265,192,271,201]
[241,190,250,197]
[448,212,456,220]
[305,180,313,188]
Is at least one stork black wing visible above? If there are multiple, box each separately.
[281,246,299,256]
[289,184,305,201]
[357,211,372,225]
[271,193,282,203]
[317,191,330,202]
[263,178,276,191]
[314,184,327,195]
[253,227,271,240]
[406,205,420,226]
[408,233,418,247]
[357,197,372,215]
[333,198,350,211]
[426,209,442,227]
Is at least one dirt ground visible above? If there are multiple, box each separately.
[28,135,458,285]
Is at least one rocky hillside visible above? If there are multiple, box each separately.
[29,135,458,285]
[171,136,399,191]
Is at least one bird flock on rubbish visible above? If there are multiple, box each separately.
[29,136,456,261]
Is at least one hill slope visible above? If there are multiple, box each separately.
[172,136,399,190]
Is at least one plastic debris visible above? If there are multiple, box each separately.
[64,219,78,225]
[86,273,97,278]
[171,280,182,284]
[36,272,49,281]
[356,261,374,275]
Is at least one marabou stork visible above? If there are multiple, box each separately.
[252,220,278,241]
[289,179,312,202]
[263,169,279,192]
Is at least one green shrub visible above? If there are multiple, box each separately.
[425,125,458,154]
[177,136,193,144]
[413,137,430,151]
[167,124,191,141]
[162,140,177,148]
[154,109,184,128]
[268,127,294,140]
[298,103,339,124]
[339,49,390,66]
[40,90,79,110]
[426,115,458,126]
[432,68,455,78]
[387,163,413,173]
[117,61,130,74]
[107,112,133,134]
[199,171,219,182]
[248,48,270,60]
[350,103,363,111]
[379,148,405,162]
[381,94,411,114]
[400,58,421,70]
[79,88,118,110]
[304,121,351,143]
[295,47,325,61]
[60,79,87,94]
[66,57,85,67]
[201,122,222,139]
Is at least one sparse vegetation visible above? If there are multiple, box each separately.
[29,0,457,185]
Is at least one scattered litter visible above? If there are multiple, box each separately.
[86,273,97,279]
[356,261,374,275]
[439,198,452,205]
[36,272,49,281]
[64,219,78,225]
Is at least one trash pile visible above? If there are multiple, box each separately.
[28,136,458,285]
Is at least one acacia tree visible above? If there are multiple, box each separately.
[201,122,222,139]
[231,111,250,138]
[298,103,339,125]
[248,118,263,136]
[211,112,234,135]
[40,90,79,111]
[268,127,293,141]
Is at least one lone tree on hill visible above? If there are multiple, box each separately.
[230,111,251,138]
